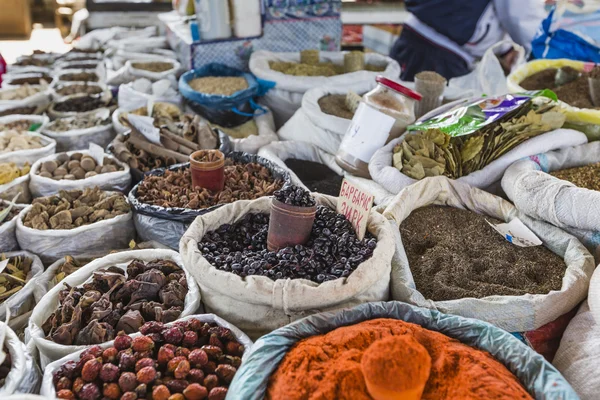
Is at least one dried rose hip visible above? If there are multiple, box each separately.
[188,349,209,367]
[121,392,138,400]
[119,352,137,371]
[208,387,227,400]
[135,357,155,372]
[137,366,157,384]
[56,376,72,391]
[183,383,208,400]
[209,334,223,349]
[163,327,184,345]
[152,384,171,400]
[72,377,85,394]
[103,382,121,399]
[215,364,236,384]
[182,331,198,348]
[99,363,120,383]
[135,349,154,360]
[102,347,118,363]
[82,345,103,359]
[167,356,188,374]
[188,369,205,384]
[132,335,155,352]
[135,383,148,398]
[140,321,165,335]
[114,333,133,350]
[168,394,185,400]
[203,361,217,375]
[174,359,190,380]
[81,358,102,382]
[79,382,101,400]
[203,374,218,392]
[57,389,76,399]
[225,341,244,356]
[165,378,189,394]
[158,346,176,365]
[118,372,137,392]
[201,345,223,360]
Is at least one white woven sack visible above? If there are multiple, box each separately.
[118,80,182,112]
[0,201,27,252]
[589,262,600,325]
[230,107,279,154]
[249,50,401,128]
[29,249,201,367]
[0,251,44,321]
[0,322,41,395]
[106,58,181,86]
[29,150,131,198]
[40,312,250,395]
[15,200,135,264]
[502,142,600,260]
[552,301,600,400]
[0,114,49,132]
[383,176,595,333]
[41,121,114,153]
[180,194,396,340]
[369,128,588,195]
[278,82,376,154]
[110,48,178,70]
[0,175,32,204]
[0,87,51,114]
[0,131,56,165]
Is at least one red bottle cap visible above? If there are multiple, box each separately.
[376,76,423,101]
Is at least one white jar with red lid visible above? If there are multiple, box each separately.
[336,76,422,178]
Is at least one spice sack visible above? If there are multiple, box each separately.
[249,50,400,128]
[0,251,44,321]
[383,176,595,334]
[180,194,396,340]
[0,322,41,395]
[228,301,578,400]
[0,201,27,252]
[502,142,600,260]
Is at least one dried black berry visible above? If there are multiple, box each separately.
[273,185,316,207]
[198,206,376,283]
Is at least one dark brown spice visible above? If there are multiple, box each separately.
[550,162,600,191]
[400,206,566,301]
[284,159,343,196]
[318,95,354,119]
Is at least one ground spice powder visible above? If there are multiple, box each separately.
[266,319,532,400]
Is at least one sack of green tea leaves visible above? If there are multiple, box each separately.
[502,142,600,261]
[383,176,595,336]
[369,92,588,195]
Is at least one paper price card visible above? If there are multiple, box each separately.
[487,217,543,247]
[337,179,374,240]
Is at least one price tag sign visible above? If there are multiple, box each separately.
[487,218,543,247]
[127,114,161,144]
[337,178,374,240]
[88,143,105,167]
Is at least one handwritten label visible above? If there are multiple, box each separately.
[336,179,374,240]
[487,218,543,247]
[127,114,161,144]
[88,143,105,167]
[0,260,8,274]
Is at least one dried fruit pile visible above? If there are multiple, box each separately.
[0,83,47,100]
[188,77,248,96]
[400,206,566,300]
[53,95,107,113]
[5,74,51,85]
[43,258,189,346]
[54,256,91,284]
[52,319,243,400]
[55,83,103,97]
[0,119,39,132]
[0,205,21,226]
[394,98,565,180]
[45,114,110,132]
[0,131,44,152]
[0,162,30,184]
[22,188,130,230]
[0,254,32,303]
[136,161,283,209]
[199,206,376,282]
[37,152,123,181]
[131,61,175,72]
[274,185,316,207]
[58,72,99,82]
[550,162,600,191]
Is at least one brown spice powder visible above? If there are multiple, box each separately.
[400,206,566,301]
[550,162,600,191]
[318,94,354,119]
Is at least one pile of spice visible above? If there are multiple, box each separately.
[4,74,51,85]
[400,206,566,300]
[118,102,183,130]
[0,119,39,132]
[284,159,343,196]
[550,162,600,191]
[269,50,385,77]
[54,83,103,97]
[519,66,600,109]
[213,119,258,139]
[43,258,189,345]
[188,76,248,96]
[266,318,533,400]
[52,95,107,113]
[37,152,123,180]
[52,319,244,400]
[136,161,283,209]
[22,188,131,230]
[131,61,175,72]
[57,71,99,82]
[45,114,110,132]
[0,131,44,152]
[0,254,33,303]
[198,205,376,282]
[0,106,39,117]
[318,94,356,119]
[0,83,47,101]
[53,255,90,284]
[0,162,30,185]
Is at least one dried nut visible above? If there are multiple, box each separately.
[71,167,86,179]
[101,164,117,173]
[103,382,122,400]
[201,345,223,360]
[208,387,227,400]
[118,372,137,392]
[53,175,65,180]
[183,383,208,400]
[153,385,171,400]
[67,160,80,170]
[167,356,188,374]
[42,160,58,173]
[63,174,76,180]
[39,171,53,178]
[95,165,102,173]
[84,171,98,178]
[168,394,185,400]
[56,153,70,163]
[136,366,157,384]
[71,152,83,161]
[55,167,68,176]
[81,157,96,172]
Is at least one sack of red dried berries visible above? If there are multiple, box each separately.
[39,314,252,399]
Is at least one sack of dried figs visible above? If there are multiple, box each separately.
[15,188,136,264]
[180,193,396,340]
[278,83,374,155]
[39,313,251,397]
[0,200,27,252]
[29,249,202,367]
[383,176,595,337]
[502,142,600,261]
[0,321,42,395]
[29,150,131,198]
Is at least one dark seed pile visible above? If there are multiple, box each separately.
[400,206,566,301]
[284,159,343,196]
[199,207,376,283]
[274,185,316,207]
[53,96,105,113]
[550,162,600,191]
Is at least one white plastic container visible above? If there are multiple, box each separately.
[336,76,422,178]
[195,0,232,41]
[232,0,262,38]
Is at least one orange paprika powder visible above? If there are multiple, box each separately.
[266,318,533,400]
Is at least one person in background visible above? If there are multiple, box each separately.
[391,0,547,81]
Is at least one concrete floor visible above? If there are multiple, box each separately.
[0,24,71,64]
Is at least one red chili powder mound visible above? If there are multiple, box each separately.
[266,318,533,400]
